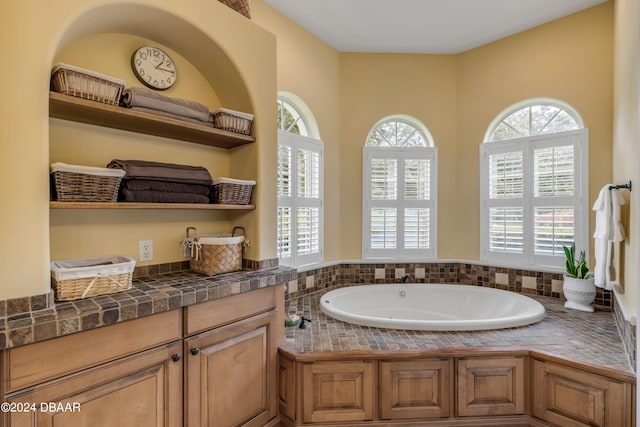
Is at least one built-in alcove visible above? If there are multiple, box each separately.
[46,1,275,267]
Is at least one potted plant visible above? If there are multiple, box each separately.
[562,243,596,312]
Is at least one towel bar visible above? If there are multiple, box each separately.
[609,181,632,191]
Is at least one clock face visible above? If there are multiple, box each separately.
[131,46,177,90]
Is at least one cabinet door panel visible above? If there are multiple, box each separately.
[185,310,277,427]
[457,356,525,417]
[532,359,632,427]
[301,361,374,423]
[380,359,452,419]
[5,341,182,427]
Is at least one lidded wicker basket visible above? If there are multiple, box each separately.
[184,226,247,276]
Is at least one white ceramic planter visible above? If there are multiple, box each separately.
[562,275,596,312]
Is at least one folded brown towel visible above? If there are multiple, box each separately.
[119,189,210,204]
[120,87,210,123]
[108,159,212,186]
[122,179,210,195]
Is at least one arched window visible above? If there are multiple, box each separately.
[363,116,437,259]
[480,99,588,268]
[366,117,433,147]
[277,95,311,137]
[276,94,323,268]
[485,99,583,142]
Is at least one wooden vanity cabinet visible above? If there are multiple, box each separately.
[1,285,285,427]
[1,310,183,427]
[184,285,284,427]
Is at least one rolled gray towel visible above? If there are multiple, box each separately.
[120,87,210,123]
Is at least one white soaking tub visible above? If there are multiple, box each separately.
[319,284,545,331]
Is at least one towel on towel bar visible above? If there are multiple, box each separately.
[592,184,626,290]
[120,87,210,123]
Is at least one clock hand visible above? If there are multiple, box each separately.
[156,67,175,75]
[154,61,166,69]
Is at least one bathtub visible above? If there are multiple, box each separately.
[319,284,546,331]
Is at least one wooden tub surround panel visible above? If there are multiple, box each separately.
[278,348,635,427]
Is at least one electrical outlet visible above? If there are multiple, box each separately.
[138,240,153,262]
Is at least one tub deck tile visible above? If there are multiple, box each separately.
[283,286,633,373]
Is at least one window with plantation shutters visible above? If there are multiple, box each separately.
[363,117,437,259]
[481,100,587,268]
[277,129,323,267]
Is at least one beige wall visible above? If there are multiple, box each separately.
[339,54,458,258]
[613,0,640,318]
[252,0,343,262]
[336,3,613,261]
[457,3,614,260]
[0,0,276,299]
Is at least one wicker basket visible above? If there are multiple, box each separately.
[51,162,125,202]
[218,0,251,18]
[51,255,136,301]
[210,108,254,135]
[184,226,246,275]
[51,63,126,106]
[211,177,256,204]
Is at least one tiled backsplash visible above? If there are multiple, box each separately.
[289,262,611,308]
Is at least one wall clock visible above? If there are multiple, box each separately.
[131,46,177,90]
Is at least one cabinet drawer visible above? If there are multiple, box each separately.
[532,359,632,427]
[4,309,182,392]
[380,358,452,420]
[184,286,279,335]
[302,361,374,424]
[457,356,526,417]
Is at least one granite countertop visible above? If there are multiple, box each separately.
[0,267,295,351]
[283,285,635,374]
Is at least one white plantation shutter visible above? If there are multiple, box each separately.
[277,130,323,267]
[480,129,587,267]
[364,147,437,259]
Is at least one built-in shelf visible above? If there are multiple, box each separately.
[50,201,255,210]
[49,92,256,149]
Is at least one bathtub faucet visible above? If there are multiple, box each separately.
[399,274,413,284]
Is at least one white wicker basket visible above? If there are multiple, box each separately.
[51,255,136,301]
[210,108,254,135]
[51,63,126,105]
[50,162,126,202]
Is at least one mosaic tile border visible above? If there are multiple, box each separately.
[289,262,611,308]
[613,295,637,369]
